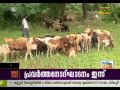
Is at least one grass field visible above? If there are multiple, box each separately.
[0,21,120,69]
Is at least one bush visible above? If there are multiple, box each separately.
[113,6,120,18]
[101,15,114,22]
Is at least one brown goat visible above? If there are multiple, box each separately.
[46,37,70,57]
[81,33,91,53]
[65,47,77,57]
[25,38,37,61]
[0,44,11,62]
[97,34,114,52]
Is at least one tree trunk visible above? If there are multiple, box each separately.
[59,3,66,17]
[82,3,88,20]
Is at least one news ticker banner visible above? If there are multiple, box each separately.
[0,69,120,80]
[0,80,120,87]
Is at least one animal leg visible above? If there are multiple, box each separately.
[89,43,91,52]
[25,52,28,62]
[56,49,59,56]
[47,47,49,58]
[50,47,52,57]
[103,44,105,51]
[36,50,38,57]
[3,54,7,63]
[97,42,100,52]
[86,45,88,53]
[30,53,33,60]
[41,52,43,55]
[82,45,84,53]
[37,51,40,58]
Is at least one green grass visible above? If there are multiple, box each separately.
[0,21,120,69]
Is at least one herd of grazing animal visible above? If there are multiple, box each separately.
[0,24,114,63]
[42,11,78,33]
[42,14,73,32]
[43,18,70,32]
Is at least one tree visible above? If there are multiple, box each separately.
[48,3,66,19]
[93,3,99,11]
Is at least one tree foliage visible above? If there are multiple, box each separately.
[0,3,120,28]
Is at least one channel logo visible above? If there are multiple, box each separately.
[101,61,114,69]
